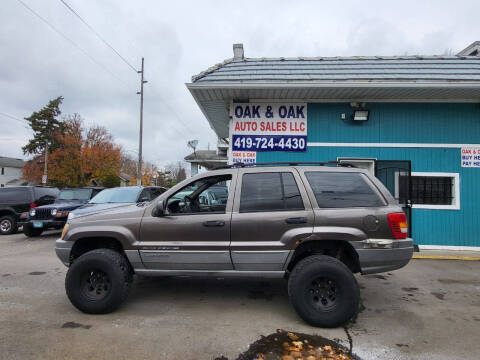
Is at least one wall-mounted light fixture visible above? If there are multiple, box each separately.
[352,110,369,121]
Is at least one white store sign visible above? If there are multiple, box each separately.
[231,102,307,152]
[461,147,480,167]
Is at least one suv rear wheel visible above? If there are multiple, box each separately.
[23,224,43,237]
[65,248,133,314]
[288,255,360,328]
[0,215,17,235]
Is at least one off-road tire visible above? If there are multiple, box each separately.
[288,255,360,328]
[65,248,133,314]
[0,215,18,235]
[23,224,44,237]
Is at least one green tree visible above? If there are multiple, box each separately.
[22,96,64,155]
[102,174,121,188]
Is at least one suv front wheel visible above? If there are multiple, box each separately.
[65,249,133,314]
[288,255,360,328]
[0,215,17,235]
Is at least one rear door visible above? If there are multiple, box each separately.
[375,160,412,237]
[230,167,314,271]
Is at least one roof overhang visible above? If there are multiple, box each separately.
[187,81,480,138]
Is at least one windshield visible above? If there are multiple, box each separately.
[58,188,93,201]
[89,187,140,204]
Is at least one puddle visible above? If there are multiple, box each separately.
[431,292,445,300]
[215,329,361,360]
[61,321,91,329]
[438,278,480,285]
[248,290,274,301]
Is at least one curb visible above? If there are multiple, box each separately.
[412,254,480,261]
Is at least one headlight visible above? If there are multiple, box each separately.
[29,209,36,217]
[51,209,57,216]
[67,212,75,220]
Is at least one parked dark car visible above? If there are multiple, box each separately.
[0,186,59,235]
[22,187,104,237]
[68,186,166,219]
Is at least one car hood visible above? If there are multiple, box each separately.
[35,200,88,210]
[71,202,137,217]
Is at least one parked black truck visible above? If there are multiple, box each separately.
[21,187,104,237]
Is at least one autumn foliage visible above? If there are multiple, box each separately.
[23,115,121,187]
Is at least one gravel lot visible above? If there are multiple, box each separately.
[1,231,479,360]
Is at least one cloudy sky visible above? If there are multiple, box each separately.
[1,0,479,168]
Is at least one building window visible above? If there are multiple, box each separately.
[1,167,4,175]
[398,172,460,210]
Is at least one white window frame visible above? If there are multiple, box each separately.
[337,157,376,175]
[395,172,460,210]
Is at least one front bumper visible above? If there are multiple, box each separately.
[20,219,66,228]
[55,238,73,266]
[351,238,414,275]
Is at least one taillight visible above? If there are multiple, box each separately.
[388,212,408,239]
[30,203,37,209]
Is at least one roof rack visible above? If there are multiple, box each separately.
[214,161,357,170]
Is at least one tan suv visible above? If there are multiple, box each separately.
[56,163,413,327]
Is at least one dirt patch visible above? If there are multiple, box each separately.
[2,274,11,277]
[219,329,361,360]
[402,287,419,292]
[28,272,46,275]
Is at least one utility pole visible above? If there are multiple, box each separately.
[137,57,147,185]
[42,140,48,185]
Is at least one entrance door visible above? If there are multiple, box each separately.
[375,160,412,236]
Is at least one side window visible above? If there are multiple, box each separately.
[167,175,232,214]
[150,188,165,199]
[305,172,384,208]
[138,189,152,202]
[34,187,59,201]
[239,172,304,213]
[0,188,30,203]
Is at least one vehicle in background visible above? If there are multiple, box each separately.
[21,187,104,237]
[68,186,166,219]
[0,186,59,235]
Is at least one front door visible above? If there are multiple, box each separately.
[138,171,237,270]
[230,168,314,271]
[375,160,412,236]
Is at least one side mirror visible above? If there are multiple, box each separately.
[152,200,166,217]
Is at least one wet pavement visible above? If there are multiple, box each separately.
[1,231,480,359]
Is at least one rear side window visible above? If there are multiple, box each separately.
[0,188,31,203]
[34,187,59,201]
[305,172,384,208]
[240,172,304,212]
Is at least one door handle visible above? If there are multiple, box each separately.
[202,220,225,227]
[285,217,308,224]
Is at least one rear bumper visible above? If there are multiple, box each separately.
[351,238,414,275]
[55,238,73,266]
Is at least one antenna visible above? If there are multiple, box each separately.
[187,140,199,155]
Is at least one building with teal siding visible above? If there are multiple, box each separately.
[187,42,480,249]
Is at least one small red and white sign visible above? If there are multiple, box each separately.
[461,147,480,167]
[232,151,256,164]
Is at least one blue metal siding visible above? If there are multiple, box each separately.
[257,103,480,247]
[307,103,480,144]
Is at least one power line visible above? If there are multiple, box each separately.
[15,0,129,86]
[58,0,138,73]
[0,112,30,129]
